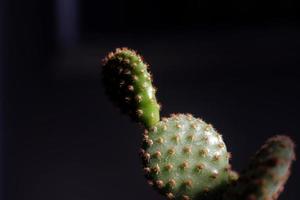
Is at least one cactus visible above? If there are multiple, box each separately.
[224,135,295,200]
[102,48,295,200]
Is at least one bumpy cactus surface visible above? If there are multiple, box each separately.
[141,114,236,200]
[102,48,295,200]
[224,135,295,200]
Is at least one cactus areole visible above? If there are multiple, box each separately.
[101,48,295,200]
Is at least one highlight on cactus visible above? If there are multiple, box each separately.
[101,47,295,200]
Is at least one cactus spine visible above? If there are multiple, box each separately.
[102,48,295,200]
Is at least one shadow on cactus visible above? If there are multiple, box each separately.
[102,48,296,200]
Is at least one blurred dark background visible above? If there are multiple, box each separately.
[0,0,299,199]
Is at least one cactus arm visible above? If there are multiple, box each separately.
[224,135,296,200]
[102,48,160,129]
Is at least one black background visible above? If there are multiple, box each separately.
[1,0,299,200]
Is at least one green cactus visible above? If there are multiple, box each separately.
[102,48,160,129]
[141,114,236,200]
[102,48,295,200]
[224,135,295,200]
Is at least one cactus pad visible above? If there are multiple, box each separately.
[141,114,234,200]
[224,135,295,200]
[102,48,160,128]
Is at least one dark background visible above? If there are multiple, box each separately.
[0,0,299,199]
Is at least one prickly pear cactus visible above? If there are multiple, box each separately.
[101,47,296,200]
[224,135,295,200]
[102,48,160,128]
[141,114,236,200]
